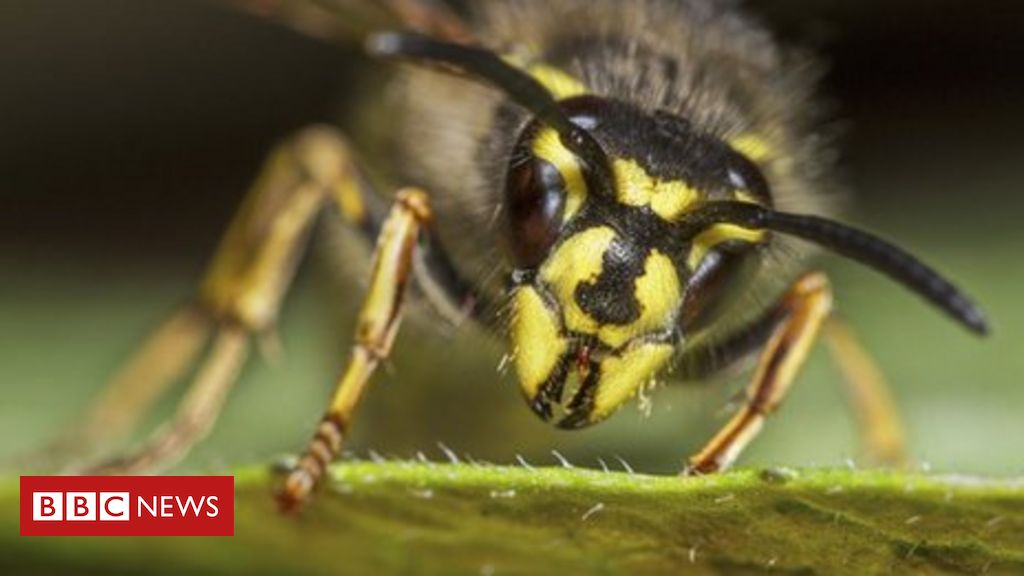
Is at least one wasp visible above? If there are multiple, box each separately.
[39,0,988,510]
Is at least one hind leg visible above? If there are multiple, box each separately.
[47,126,376,474]
[823,317,907,466]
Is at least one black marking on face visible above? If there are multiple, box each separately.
[574,238,648,325]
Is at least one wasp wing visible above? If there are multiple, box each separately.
[218,0,472,45]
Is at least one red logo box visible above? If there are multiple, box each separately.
[20,476,234,536]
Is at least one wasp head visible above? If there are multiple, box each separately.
[505,96,772,428]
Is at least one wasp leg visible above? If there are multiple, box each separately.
[89,325,250,474]
[278,188,431,511]
[15,306,213,473]
[823,317,908,466]
[66,126,376,474]
[685,272,833,475]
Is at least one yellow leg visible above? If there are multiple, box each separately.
[85,308,212,445]
[55,126,370,474]
[686,272,833,475]
[278,188,432,511]
[16,307,211,472]
[823,318,908,467]
[89,326,250,474]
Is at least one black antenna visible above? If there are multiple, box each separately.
[684,202,990,336]
[367,32,614,196]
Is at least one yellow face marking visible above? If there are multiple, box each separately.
[541,228,682,349]
[540,227,616,336]
[590,343,674,423]
[526,64,588,100]
[729,134,772,162]
[595,250,681,349]
[613,159,700,221]
[531,128,588,220]
[687,224,766,270]
[511,286,569,400]
[614,159,655,206]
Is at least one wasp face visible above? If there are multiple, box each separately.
[505,96,771,429]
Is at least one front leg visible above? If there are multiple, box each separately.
[686,272,833,475]
[278,188,432,511]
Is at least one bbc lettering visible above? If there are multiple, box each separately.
[20,476,233,536]
[33,491,130,521]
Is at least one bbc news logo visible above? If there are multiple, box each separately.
[32,490,220,521]
[21,476,233,536]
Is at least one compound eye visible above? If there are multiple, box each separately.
[505,147,568,269]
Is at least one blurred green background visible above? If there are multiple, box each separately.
[1,0,1021,479]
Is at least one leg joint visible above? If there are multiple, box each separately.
[396,187,433,223]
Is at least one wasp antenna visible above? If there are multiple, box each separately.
[685,202,990,336]
[367,32,614,195]
[366,32,567,132]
